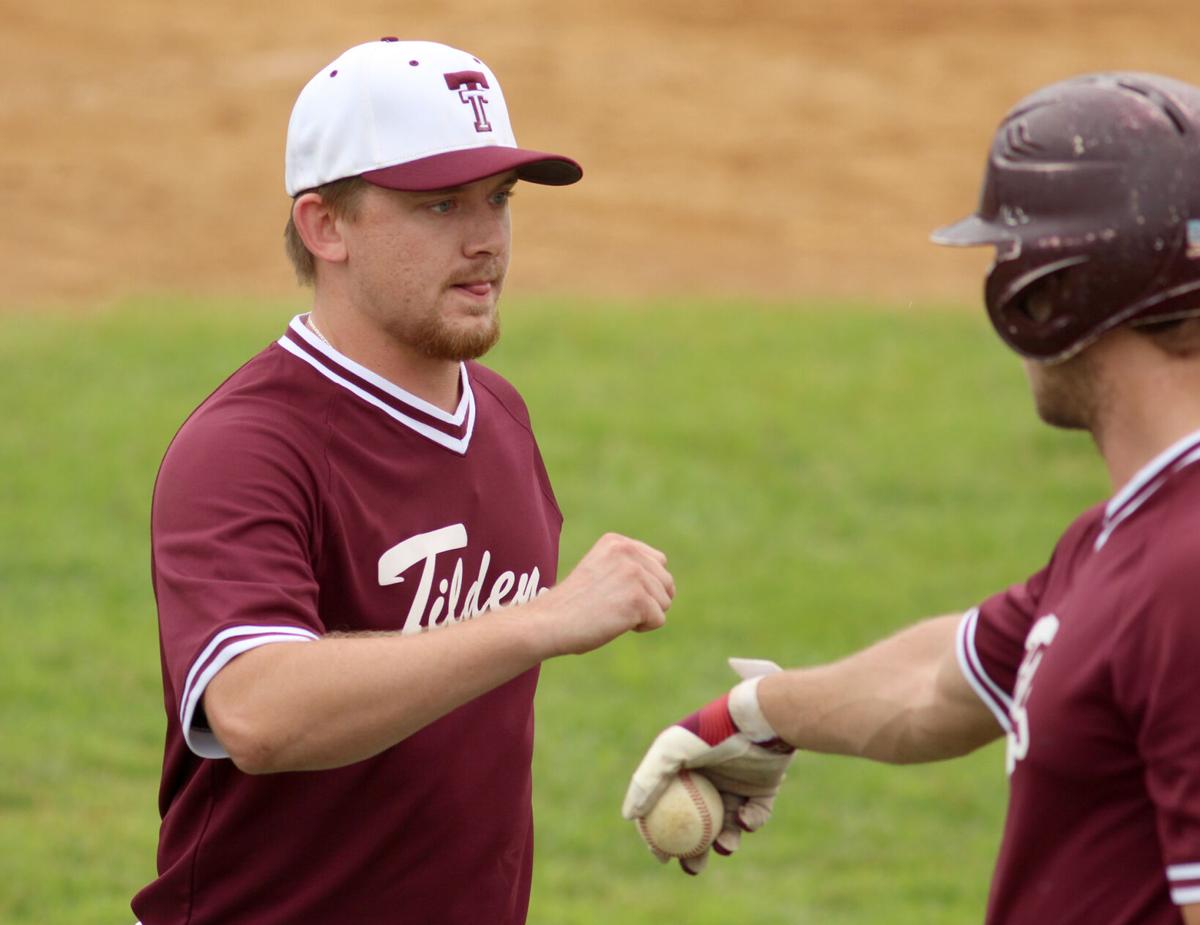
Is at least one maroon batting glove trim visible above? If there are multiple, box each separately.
[678,694,736,746]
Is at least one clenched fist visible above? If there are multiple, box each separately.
[526,533,674,656]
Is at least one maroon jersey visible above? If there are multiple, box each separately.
[958,431,1200,924]
[133,315,562,925]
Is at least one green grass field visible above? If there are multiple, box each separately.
[0,297,1109,924]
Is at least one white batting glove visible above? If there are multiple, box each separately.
[622,658,795,875]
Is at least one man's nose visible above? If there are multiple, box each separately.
[462,202,509,257]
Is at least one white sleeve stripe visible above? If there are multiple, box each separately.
[180,624,319,720]
[961,608,1015,713]
[1168,863,1200,881]
[181,633,317,759]
[955,609,1013,733]
[1171,886,1200,905]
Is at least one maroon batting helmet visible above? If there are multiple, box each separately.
[933,72,1200,362]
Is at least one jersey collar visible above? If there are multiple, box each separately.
[1096,428,1200,549]
[276,314,476,455]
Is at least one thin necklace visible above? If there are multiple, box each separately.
[307,313,332,347]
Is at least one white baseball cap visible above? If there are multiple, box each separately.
[285,37,583,196]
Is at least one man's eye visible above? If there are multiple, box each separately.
[492,189,514,206]
[430,200,454,214]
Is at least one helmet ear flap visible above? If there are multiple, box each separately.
[1013,271,1065,325]
[988,256,1091,360]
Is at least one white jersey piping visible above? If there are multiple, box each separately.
[955,608,1014,734]
[1098,430,1200,550]
[288,315,471,425]
[180,624,319,759]
[277,335,477,455]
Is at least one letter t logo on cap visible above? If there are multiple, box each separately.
[444,71,493,133]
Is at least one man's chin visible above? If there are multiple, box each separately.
[415,316,502,362]
[1034,406,1090,431]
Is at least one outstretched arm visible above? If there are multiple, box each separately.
[204,533,673,774]
[759,614,1001,764]
[623,613,1002,874]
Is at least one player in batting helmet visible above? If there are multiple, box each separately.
[932,72,1200,362]
[625,70,1200,925]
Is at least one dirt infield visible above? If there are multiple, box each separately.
[4,1,1197,309]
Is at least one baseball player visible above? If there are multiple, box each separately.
[131,39,674,925]
[623,72,1200,925]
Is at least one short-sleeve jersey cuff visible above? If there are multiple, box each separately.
[955,608,1014,734]
[181,625,320,759]
[1169,863,1200,905]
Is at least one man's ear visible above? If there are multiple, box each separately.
[292,193,350,267]
[1138,316,1200,359]
[1170,317,1200,358]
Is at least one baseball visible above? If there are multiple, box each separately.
[636,770,724,859]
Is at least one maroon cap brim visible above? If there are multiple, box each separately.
[361,146,582,191]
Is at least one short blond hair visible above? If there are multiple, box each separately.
[283,176,370,286]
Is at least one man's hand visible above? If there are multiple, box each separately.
[622,658,795,874]
[526,533,674,656]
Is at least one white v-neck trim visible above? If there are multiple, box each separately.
[277,315,477,455]
[1105,429,1200,519]
[1095,428,1200,550]
[288,316,471,425]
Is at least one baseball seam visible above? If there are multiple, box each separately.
[679,770,715,857]
[635,814,656,848]
[636,771,718,859]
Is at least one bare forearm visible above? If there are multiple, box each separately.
[206,606,551,773]
[757,615,1001,764]
[204,532,675,774]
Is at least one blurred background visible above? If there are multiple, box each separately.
[2,3,1194,923]
[4,0,1197,311]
